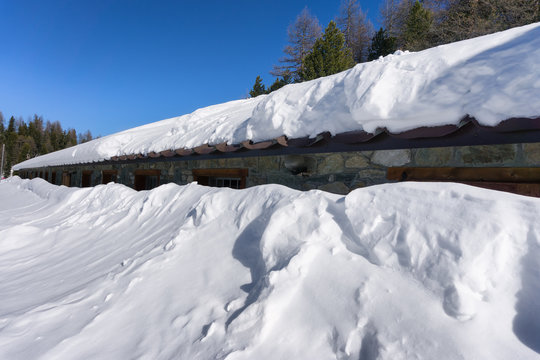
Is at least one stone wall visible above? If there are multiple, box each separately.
[18,142,540,194]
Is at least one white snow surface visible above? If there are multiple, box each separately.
[13,22,540,170]
[1,177,540,359]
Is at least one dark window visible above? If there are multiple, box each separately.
[62,172,71,186]
[192,169,248,189]
[51,172,56,184]
[81,171,92,187]
[102,170,118,184]
[134,169,160,191]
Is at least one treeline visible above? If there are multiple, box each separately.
[250,0,539,96]
[0,112,93,177]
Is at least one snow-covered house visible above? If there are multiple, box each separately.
[13,23,540,196]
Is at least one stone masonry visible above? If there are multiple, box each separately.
[18,142,540,194]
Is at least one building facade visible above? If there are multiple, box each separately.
[17,142,540,197]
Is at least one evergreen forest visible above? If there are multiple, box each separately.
[0,112,93,177]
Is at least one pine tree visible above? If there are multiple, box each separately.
[28,115,44,155]
[4,117,17,177]
[301,21,356,81]
[0,112,4,145]
[249,76,267,98]
[336,0,374,63]
[65,129,77,147]
[368,28,398,60]
[267,74,292,93]
[272,7,322,82]
[403,0,434,51]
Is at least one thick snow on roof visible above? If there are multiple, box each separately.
[1,177,540,358]
[14,22,540,170]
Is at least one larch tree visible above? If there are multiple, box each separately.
[272,7,322,82]
[301,21,356,81]
[336,0,374,63]
[380,0,414,41]
[433,0,539,44]
[78,130,93,144]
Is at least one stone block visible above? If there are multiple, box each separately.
[318,181,350,195]
[345,155,369,169]
[247,176,266,187]
[350,181,366,190]
[318,154,344,175]
[523,143,540,164]
[458,144,515,165]
[414,147,453,166]
[371,150,411,166]
[357,169,387,180]
[243,157,259,168]
[301,183,317,191]
[258,156,280,171]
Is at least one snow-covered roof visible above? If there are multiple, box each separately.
[14,22,540,170]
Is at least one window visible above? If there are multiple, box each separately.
[81,171,92,187]
[134,169,160,191]
[102,170,118,184]
[51,171,56,185]
[192,169,248,189]
[62,171,71,186]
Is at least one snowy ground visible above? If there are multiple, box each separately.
[1,178,539,359]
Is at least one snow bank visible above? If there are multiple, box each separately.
[13,22,540,170]
[1,177,539,359]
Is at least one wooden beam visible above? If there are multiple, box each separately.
[192,168,248,178]
[134,169,161,176]
[387,167,540,183]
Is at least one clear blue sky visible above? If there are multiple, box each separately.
[0,0,381,137]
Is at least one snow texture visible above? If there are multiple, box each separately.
[1,177,540,359]
[13,22,540,170]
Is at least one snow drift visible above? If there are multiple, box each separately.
[1,177,539,359]
[13,22,540,170]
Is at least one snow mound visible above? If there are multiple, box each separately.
[1,177,539,359]
[14,22,540,170]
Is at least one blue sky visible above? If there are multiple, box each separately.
[0,0,381,137]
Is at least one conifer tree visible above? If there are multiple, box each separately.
[249,76,267,98]
[301,21,356,81]
[267,74,292,93]
[433,0,539,45]
[336,0,374,63]
[403,0,434,51]
[368,28,397,60]
[272,7,322,82]
[0,112,4,137]
[4,117,17,177]
[380,0,413,41]
[65,129,78,147]
[78,130,93,144]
